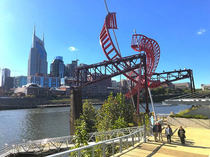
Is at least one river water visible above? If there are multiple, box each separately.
[0,103,190,150]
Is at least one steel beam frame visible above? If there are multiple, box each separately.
[74,54,146,87]
[152,69,195,92]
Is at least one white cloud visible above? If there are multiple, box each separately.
[197,28,206,35]
[68,46,78,51]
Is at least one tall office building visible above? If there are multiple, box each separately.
[50,56,65,78]
[65,60,78,78]
[28,26,48,76]
[0,68,11,87]
[4,77,14,91]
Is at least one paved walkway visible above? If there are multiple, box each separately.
[118,126,210,157]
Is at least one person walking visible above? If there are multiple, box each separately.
[152,122,158,142]
[157,122,163,141]
[178,126,186,145]
[165,125,173,143]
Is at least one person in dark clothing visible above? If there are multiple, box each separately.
[157,122,163,141]
[178,126,186,145]
[152,122,158,142]
[165,125,173,143]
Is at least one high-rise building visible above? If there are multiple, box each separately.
[65,60,78,78]
[50,56,65,78]
[14,76,27,88]
[28,26,48,76]
[0,68,11,87]
[4,77,14,91]
[78,63,87,81]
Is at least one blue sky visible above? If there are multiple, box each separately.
[0,0,210,88]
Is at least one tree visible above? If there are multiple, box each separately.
[165,88,172,95]
[75,100,97,133]
[183,87,190,94]
[72,93,135,156]
[112,116,127,129]
[71,101,97,156]
[157,87,166,95]
[151,89,157,96]
[96,93,135,131]
[82,100,97,132]
[74,119,89,147]
[70,119,91,156]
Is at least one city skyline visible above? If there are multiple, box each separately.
[0,0,210,88]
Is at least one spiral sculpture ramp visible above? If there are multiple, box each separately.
[100,12,160,98]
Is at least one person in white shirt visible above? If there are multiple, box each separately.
[165,125,173,143]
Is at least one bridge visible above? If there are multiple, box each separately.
[163,92,210,106]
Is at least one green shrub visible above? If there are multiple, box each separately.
[170,114,208,119]
[96,92,134,131]
[178,109,190,116]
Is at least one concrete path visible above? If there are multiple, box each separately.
[118,126,210,157]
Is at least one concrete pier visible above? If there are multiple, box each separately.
[70,87,83,135]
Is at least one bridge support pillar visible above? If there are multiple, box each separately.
[70,87,83,135]
[143,54,150,114]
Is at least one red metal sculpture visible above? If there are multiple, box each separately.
[100,13,161,98]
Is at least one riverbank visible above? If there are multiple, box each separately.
[0,94,179,111]
[0,97,104,110]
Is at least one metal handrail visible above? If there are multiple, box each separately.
[1,119,163,157]
[0,126,144,156]
[46,127,145,157]
[167,92,210,100]
[46,119,163,157]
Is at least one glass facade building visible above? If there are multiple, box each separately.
[28,26,48,76]
[14,76,27,88]
[0,68,10,87]
[65,60,78,78]
[27,76,60,88]
[50,56,65,78]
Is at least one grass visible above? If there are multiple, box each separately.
[170,106,208,119]
[49,98,70,103]
[49,98,104,104]
[177,109,191,116]
[177,106,199,116]
[170,114,208,119]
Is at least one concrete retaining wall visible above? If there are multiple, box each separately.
[167,117,210,129]
[186,106,210,119]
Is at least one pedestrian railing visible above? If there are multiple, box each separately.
[156,114,170,121]
[46,126,145,157]
[0,124,154,156]
[46,119,163,157]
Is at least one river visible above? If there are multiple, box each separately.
[0,103,190,150]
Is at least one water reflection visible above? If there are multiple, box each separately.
[0,107,70,149]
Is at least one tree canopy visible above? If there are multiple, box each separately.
[96,92,135,131]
